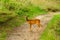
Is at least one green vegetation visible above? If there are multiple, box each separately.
[39,14,60,40]
[0,0,47,40]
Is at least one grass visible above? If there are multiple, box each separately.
[0,31,7,40]
[39,14,60,40]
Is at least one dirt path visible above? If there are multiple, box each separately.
[6,12,60,40]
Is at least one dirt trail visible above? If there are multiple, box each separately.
[6,12,60,40]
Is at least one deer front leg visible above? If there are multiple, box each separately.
[30,24,32,31]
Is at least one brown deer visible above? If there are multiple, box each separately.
[26,16,42,31]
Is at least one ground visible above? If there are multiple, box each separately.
[6,12,60,40]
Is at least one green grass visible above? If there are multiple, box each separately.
[0,31,7,40]
[25,6,47,18]
[39,14,60,40]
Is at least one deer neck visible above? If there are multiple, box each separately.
[26,16,29,21]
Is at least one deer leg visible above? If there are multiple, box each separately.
[30,24,32,31]
[38,23,40,28]
[36,23,40,31]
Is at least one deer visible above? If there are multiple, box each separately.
[26,16,42,31]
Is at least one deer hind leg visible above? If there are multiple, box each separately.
[36,22,40,31]
[37,22,40,28]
